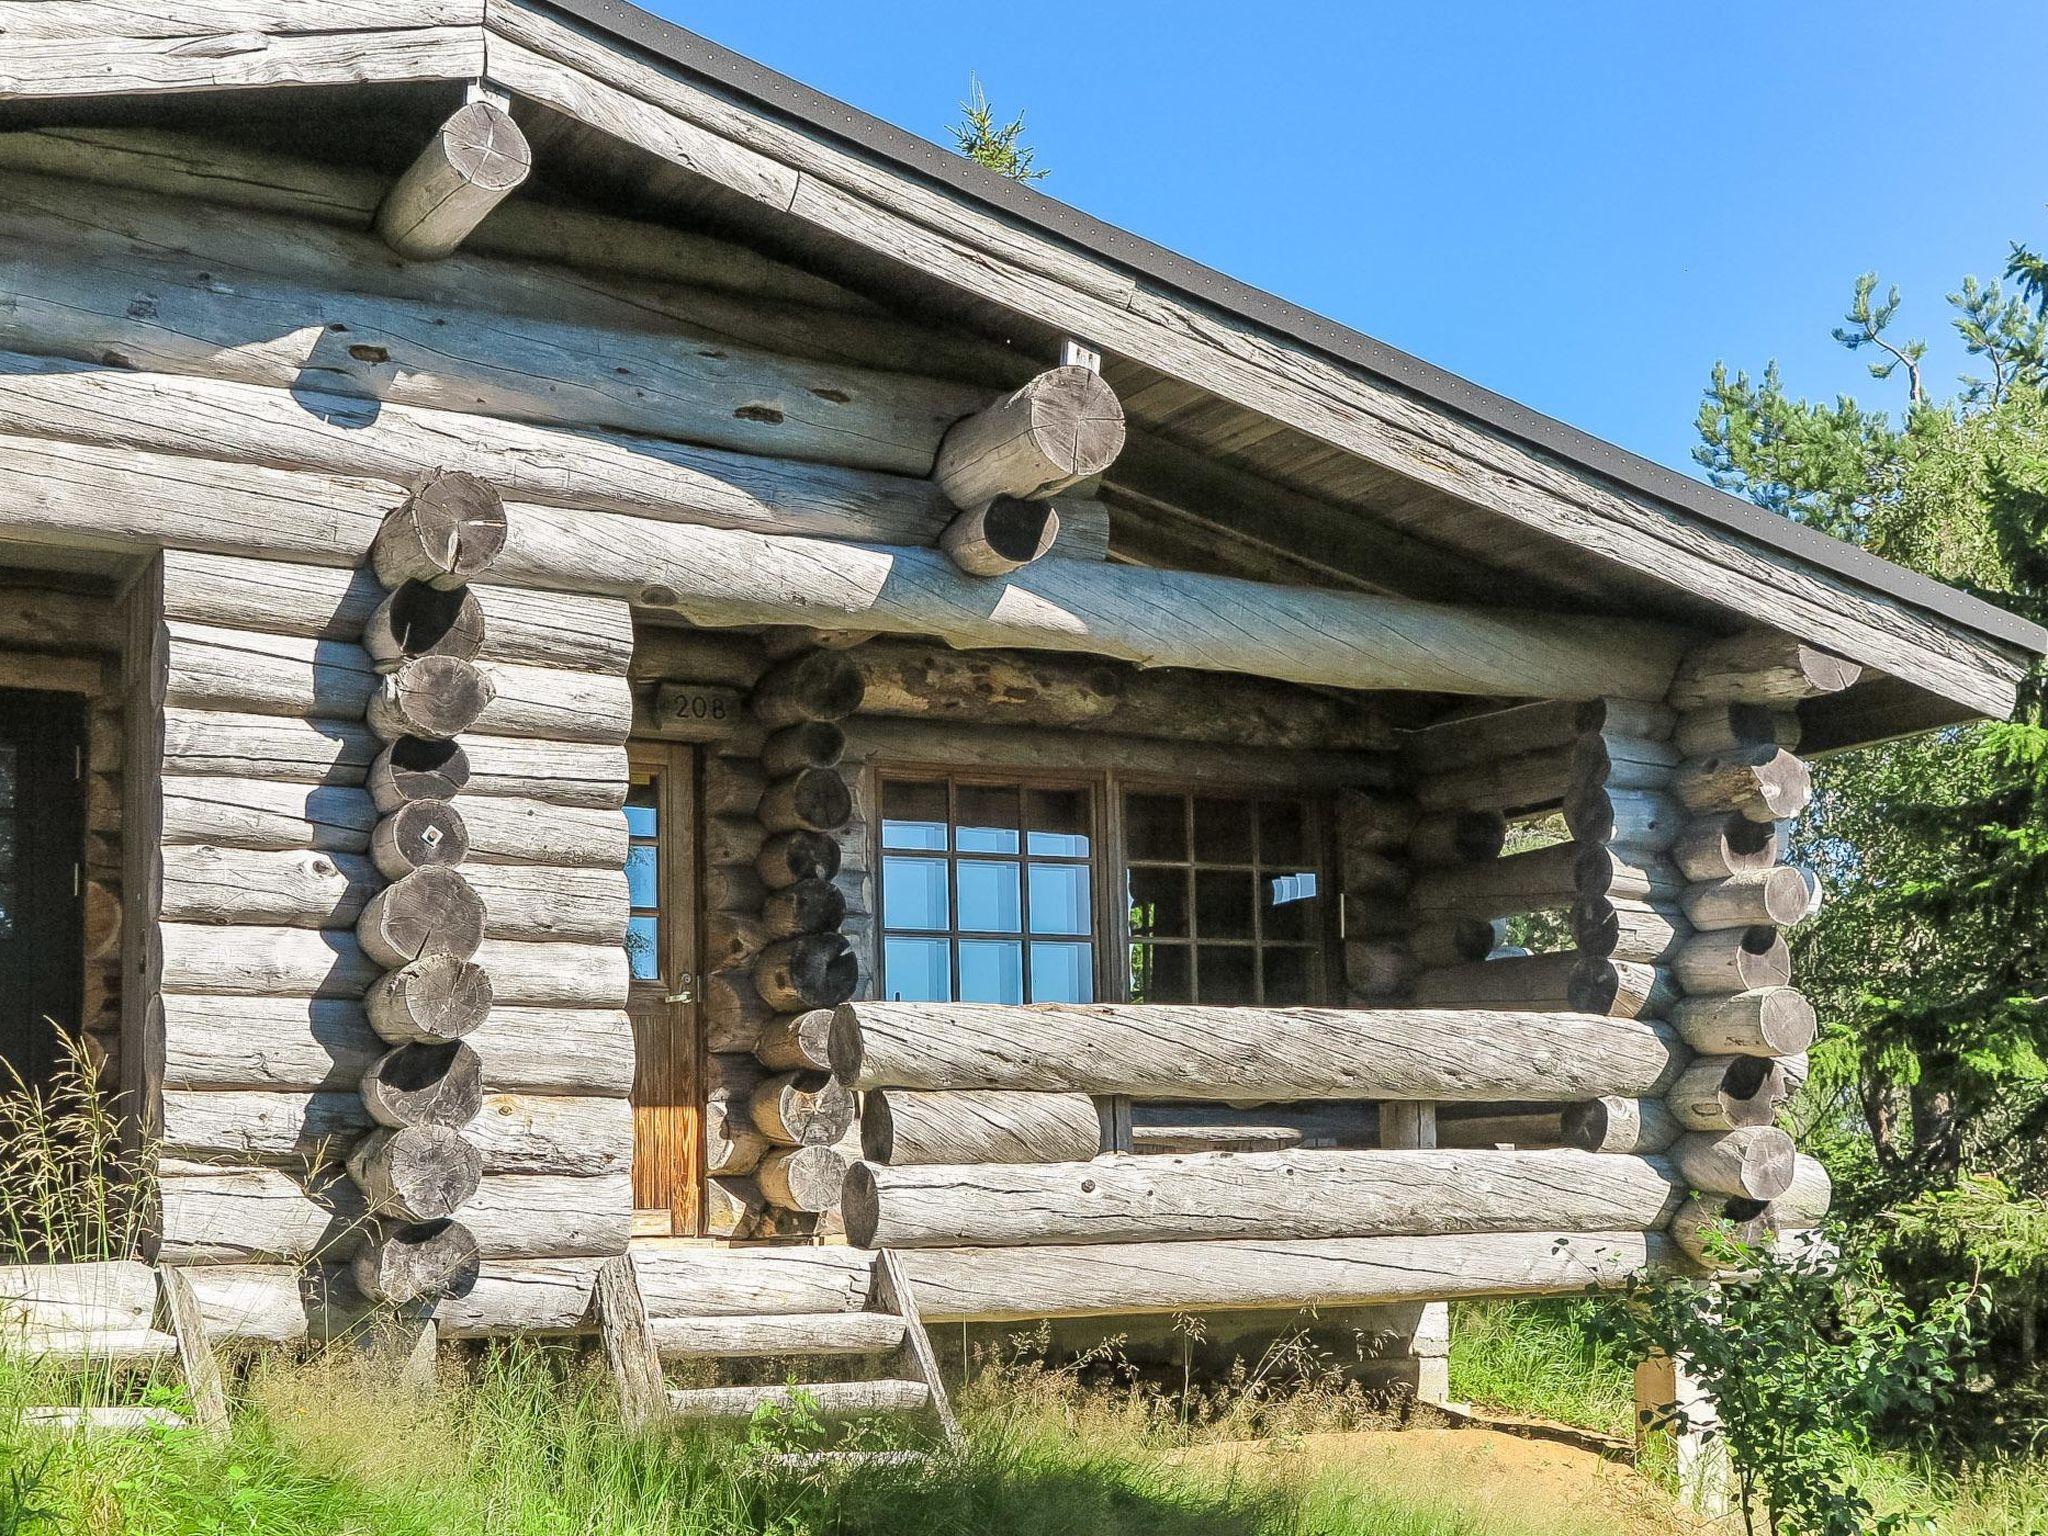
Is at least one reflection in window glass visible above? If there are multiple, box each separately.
[624,844,658,909]
[879,777,1095,1004]
[624,778,660,982]
[626,914,659,981]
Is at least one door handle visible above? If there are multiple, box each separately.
[665,972,695,1005]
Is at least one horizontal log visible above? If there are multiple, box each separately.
[161,995,632,1095]
[1575,844,1685,905]
[161,844,376,929]
[180,1258,604,1343]
[366,956,492,1045]
[1770,1155,1832,1229]
[1673,927,1792,996]
[844,1148,1685,1248]
[1672,747,1812,823]
[650,1311,906,1360]
[463,864,629,945]
[1560,1096,1681,1155]
[756,1145,851,1213]
[0,354,1110,557]
[360,1040,483,1129]
[162,708,376,787]
[832,1001,1685,1101]
[1433,1110,1567,1149]
[1127,1100,1377,1152]
[1668,988,1816,1057]
[1,1329,177,1368]
[377,99,532,262]
[460,738,629,811]
[1680,867,1814,931]
[0,431,1686,699]
[1413,744,1574,816]
[1672,1126,1796,1201]
[1563,787,1685,851]
[1407,809,1509,868]
[705,1094,770,1178]
[0,1261,156,1334]
[1667,633,1862,710]
[1410,954,1675,1020]
[935,366,1126,507]
[1408,916,1503,968]
[1670,1196,1771,1266]
[631,1246,874,1319]
[456,797,627,869]
[666,1380,930,1420]
[1401,699,1675,775]
[754,1010,835,1072]
[155,1167,630,1264]
[1408,840,1577,920]
[893,1230,1678,1322]
[352,1220,482,1307]
[371,799,469,879]
[863,1089,1103,1166]
[749,1072,857,1147]
[0,231,986,475]
[940,497,1062,577]
[1670,814,1788,882]
[348,1124,481,1223]
[1672,703,1801,759]
[1572,898,1690,965]
[1665,1055,1783,1132]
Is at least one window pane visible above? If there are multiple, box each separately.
[1195,869,1256,940]
[1031,942,1094,1002]
[959,939,1024,1003]
[956,783,1020,854]
[1194,797,1255,864]
[958,859,1022,932]
[1263,870,1320,942]
[885,937,951,1001]
[1257,800,1308,864]
[1124,792,1186,861]
[1129,942,1192,1004]
[623,783,657,840]
[1198,945,1257,1004]
[1263,947,1316,1007]
[1029,863,1091,935]
[882,780,948,849]
[625,914,659,981]
[883,856,949,930]
[1026,787,1091,857]
[624,844,658,909]
[1127,865,1189,938]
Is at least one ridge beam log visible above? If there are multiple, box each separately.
[375,99,534,262]
[831,1001,1686,1101]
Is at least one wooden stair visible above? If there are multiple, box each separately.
[596,1249,961,1450]
[9,1266,228,1438]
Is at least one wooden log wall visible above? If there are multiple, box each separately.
[149,477,637,1308]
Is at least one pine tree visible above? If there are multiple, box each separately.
[948,75,1048,182]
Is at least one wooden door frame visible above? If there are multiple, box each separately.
[626,739,702,1236]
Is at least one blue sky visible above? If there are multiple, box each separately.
[651,1,2044,482]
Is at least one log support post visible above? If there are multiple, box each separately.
[1637,1351,1733,1517]
[1374,1104,1451,1408]
[375,99,533,262]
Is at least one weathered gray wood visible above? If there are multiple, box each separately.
[843,1148,1685,1248]
[1671,814,1787,882]
[1672,704,1801,759]
[463,863,629,945]
[161,843,377,929]
[891,1230,1675,1322]
[760,722,846,778]
[367,657,495,742]
[593,1254,667,1431]
[365,958,494,1046]
[756,768,853,835]
[0,1261,157,1334]
[1572,898,1690,965]
[631,1245,874,1319]
[177,1256,603,1342]
[751,651,866,728]
[373,473,508,590]
[361,1042,484,1129]
[705,1093,770,1177]
[1561,1096,1682,1155]
[758,880,847,942]
[466,1093,634,1177]
[1432,1109,1567,1148]
[650,1310,906,1359]
[353,1219,482,1305]
[357,868,487,967]
[1670,1196,1772,1266]
[934,366,1126,508]
[863,1089,1103,1165]
[1403,699,1676,775]
[459,738,629,811]
[348,1124,484,1222]
[457,797,626,868]
[162,776,378,853]
[756,933,859,1012]
[754,1009,836,1071]
[370,738,469,809]
[1128,1100,1376,1152]
[1564,787,1686,851]
[1664,1055,1783,1132]
[756,1145,848,1212]
[1409,840,1577,919]
[666,1380,930,1420]
[1672,747,1812,823]
[154,1267,229,1441]
[1671,1127,1796,1201]
[831,1001,1685,1101]
[162,926,623,1008]
[1673,927,1792,996]
[371,798,470,879]
[1680,867,1814,931]
[365,583,486,669]
[749,1072,856,1147]
[940,497,1061,576]
[1575,844,1686,905]
[376,100,532,261]
[873,1248,963,1448]
[1770,1155,1832,1229]
[1667,634,1862,710]
[1668,988,1816,1057]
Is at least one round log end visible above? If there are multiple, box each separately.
[760,721,847,777]
[443,99,534,192]
[761,766,853,835]
[1732,926,1793,991]
[1670,1195,1772,1267]
[757,1143,849,1213]
[361,1040,484,1129]
[348,1124,483,1222]
[756,829,842,889]
[755,932,858,1011]
[372,798,471,879]
[374,656,495,742]
[405,472,509,587]
[1756,988,1818,1055]
[371,737,471,810]
[751,652,865,726]
[352,1217,482,1305]
[840,1159,880,1247]
[358,866,487,968]
[762,877,848,940]
[364,954,494,1044]
[1026,365,1127,480]
[368,582,487,669]
[828,1003,866,1089]
[860,1089,894,1161]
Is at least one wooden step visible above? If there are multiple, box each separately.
[665,1379,931,1420]
[24,1405,187,1433]
[7,1327,180,1366]
[651,1311,907,1360]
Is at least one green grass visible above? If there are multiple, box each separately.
[1447,1301,1638,1440]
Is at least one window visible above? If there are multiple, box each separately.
[878,778,1096,1003]
[623,780,661,982]
[1125,791,1325,1005]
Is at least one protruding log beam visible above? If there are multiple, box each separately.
[753,829,843,891]
[759,722,845,779]
[863,1089,1102,1166]
[1671,814,1788,883]
[370,799,470,879]
[366,656,495,742]
[704,1096,769,1177]
[1664,1055,1783,1132]
[1402,698,1677,775]
[750,650,866,728]
[1668,987,1814,1058]
[369,738,470,811]
[1770,1155,1832,1229]
[831,1001,1684,1101]
[370,473,508,590]
[1407,809,1508,868]
[756,934,859,1013]
[754,1009,835,1072]
[756,1144,848,1212]
[757,768,853,835]
[1672,747,1812,823]
[934,365,1127,508]
[375,100,533,262]
[1673,927,1791,996]
[1680,866,1814,931]
[1671,1126,1795,1201]
[893,1230,1678,1322]
[352,1219,482,1305]
[365,956,494,1044]
[1410,840,1577,919]
[1412,954,1674,1020]
[1562,1095,1681,1155]
[1666,633,1862,710]
[1670,1196,1771,1265]
[940,496,1061,577]
[758,880,847,942]
[650,1311,907,1360]
[360,1042,485,1129]
[356,867,487,968]
[364,582,486,670]
[844,1148,1684,1249]
[748,1073,856,1147]
[666,1379,930,1420]
[1672,703,1801,759]
[1573,898,1689,965]
[1576,845,1685,906]
[1564,787,1685,850]
[348,1124,484,1222]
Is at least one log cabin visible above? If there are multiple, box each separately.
[0,0,2038,1430]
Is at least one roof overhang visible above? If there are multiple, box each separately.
[2,0,2041,737]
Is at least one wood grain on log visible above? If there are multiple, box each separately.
[1564,787,1685,851]
[1402,698,1676,775]
[758,880,847,942]
[1672,703,1801,759]
[370,738,469,810]
[1664,1055,1783,1132]
[1575,845,1685,906]
[1673,927,1791,996]
[1669,1196,1771,1266]
[360,1041,484,1129]
[1572,898,1689,965]
[1672,747,1812,823]
[1670,813,1786,882]
[458,796,626,868]
[352,1219,482,1305]
[666,1379,929,1420]
[364,582,486,669]
[760,722,845,778]
[162,776,378,853]
[748,1072,856,1147]
[1668,987,1815,1057]
[367,656,495,742]
[831,1001,1684,1101]
[650,1310,905,1360]
[754,1010,836,1072]
[376,100,532,262]
[756,1144,848,1212]
[161,844,375,929]
[1409,840,1576,919]
[940,496,1062,577]
[1667,634,1862,710]
[1672,1127,1796,1201]
[705,1096,769,1176]
[757,933,860,1012]
[357,867,486,968]
[371,799,469,878]
[843,1148,1684,1248]
[464,863,629,945]
[1680,866,1813,931]
[934,366,1126,507]
[757,768,853,835]
[1561,1096,1681,1156]
[365,956,494,1045]
[863,1089,1102,1166]
[751,651,865,727]
[348,1124,483,1222]
[1407,809,1508,868]
[372,473,508,590]
[1770,1155,1832,1230]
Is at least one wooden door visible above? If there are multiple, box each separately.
[0,688,86,1091]
[625,743,702,1236]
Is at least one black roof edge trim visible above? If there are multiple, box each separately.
[538,0,2047,662]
